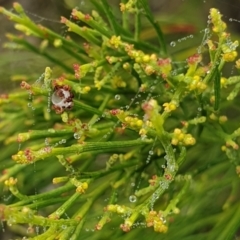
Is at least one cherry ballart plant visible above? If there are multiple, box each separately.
[0,1,240,240]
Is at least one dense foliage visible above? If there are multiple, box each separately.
[0,1,240,239]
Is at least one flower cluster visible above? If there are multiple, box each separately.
[171,128,196,146]
[187,75,207,91]
[145,211,168,233]
[210,8,227,33]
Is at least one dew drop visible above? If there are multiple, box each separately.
[27,103,32,108]
[73,133,81,139]
[150,86,155,91]
[204,28,210,33]
[159,180,168,190]
[129,195,137,203]
[115,94,121,100]
[35,226,40,234]
[61,225,67,229]
[45,138,50,146]
[160,216,167,224]
[0,220,5,232]
[149,150,154,155]
[141,135,147,140]
[48,129,55,134]
[170,41,176,47]
[229,18,233,22]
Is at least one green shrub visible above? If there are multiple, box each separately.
[0,1,240,239]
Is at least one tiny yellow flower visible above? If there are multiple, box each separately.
[171,138,179,145]
[76,182,88,193]
[219,115,228,124]
[144,65,155,75]
[222,51,238,62]
[235,59,240,69]
[139,128,147,136]
[174,128,182,135]
[183,134,196,145]
[163,102,177,112]
[119,3,126,12]
[109,35,122,48]
[142,54,150,63]
[136,119,143,127]
[83,86,91,93]
[53,39,62,48]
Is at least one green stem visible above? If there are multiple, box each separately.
[69,179,111,239]
[101,0,120,35]
[26,197,70,209]
[96,188,117,229]
[72,9,112,38]
[10,182,75,207]
[0,165,26,183]
[49,192,82,219]
[63,18,102,46]
[73,99,103,115]
[88,94,111,126]
[162,178,190,217]
[217,204,240,240]
[13,138,153,163]
[17,129,73,143]
[134,9,141,41]
[3,205,77,227]
[122,0,130,31]
[139,0,167,56]
[77,159,139,179]
[204,37,224,84]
